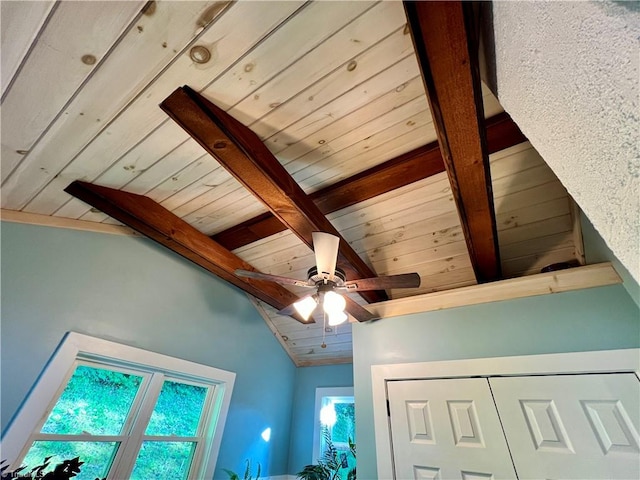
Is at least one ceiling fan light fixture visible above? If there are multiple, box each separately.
[323,290,346,315]
[234,232,419,323]
[327,310,348,326]
[293,295,317,321]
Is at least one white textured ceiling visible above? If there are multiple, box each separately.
[488,0,639,283]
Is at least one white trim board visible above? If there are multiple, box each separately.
[1,209,137,236]
[366,262,621,319]
[371,348,640,479]
[1,332,236,480]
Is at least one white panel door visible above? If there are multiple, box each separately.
[388,378,517,480]
[490,373,640,480]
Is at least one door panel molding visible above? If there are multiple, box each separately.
[372,349,640,479]
[388,378,518,479]
[490,374,640,479]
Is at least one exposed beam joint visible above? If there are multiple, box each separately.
[405,0,501,282]
[161,86,386,303]
[214,112,525,251]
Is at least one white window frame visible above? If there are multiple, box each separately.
[1,332,235,480]
[371,348,640,480]
[312,386,354,464]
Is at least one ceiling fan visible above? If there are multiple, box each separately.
[235,232,421,323]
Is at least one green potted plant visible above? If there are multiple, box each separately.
[223,459,261,480]
[296,429,355,480]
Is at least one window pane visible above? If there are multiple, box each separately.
[41,365,143,435]
[130,441,195,479]
[21,440,118,480]
[145,380,208,436]
[332,402,355,444]
[319,398,356,480]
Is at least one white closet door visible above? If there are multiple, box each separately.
[388,378,517,480]
[490,373,640,480]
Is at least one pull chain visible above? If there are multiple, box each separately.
[321,310,327,349]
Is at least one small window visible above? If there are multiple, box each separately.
[313,387,356,480]
[3,333,235,480]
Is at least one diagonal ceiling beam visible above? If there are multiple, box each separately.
[404,0,501,282]
[64,180,307,321]
[214,143,442,251]
[161,86,386,303]
[213,112,525,251]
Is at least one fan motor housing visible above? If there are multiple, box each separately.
[307,266,346,285]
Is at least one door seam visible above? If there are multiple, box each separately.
[487,377,520,480]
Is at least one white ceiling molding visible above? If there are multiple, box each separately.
[366,263,621,320]
[1,209,138,236]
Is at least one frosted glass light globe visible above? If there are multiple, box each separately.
[323,291,346,315]
[293,296,317,321]
[328,311,348,326]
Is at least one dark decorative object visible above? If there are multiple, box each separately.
[297,429,356,480]
[541,260,580,273]
[0,457,104,480]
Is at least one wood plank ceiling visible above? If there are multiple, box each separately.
[1,1,584,366]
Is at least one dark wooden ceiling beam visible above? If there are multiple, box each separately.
[404,0,501,282]
[64,180,306,320]
[486,112,528,153]
[161,86,386,303]
[214,112,525,251]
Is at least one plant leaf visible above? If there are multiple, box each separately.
[223,468,240,480]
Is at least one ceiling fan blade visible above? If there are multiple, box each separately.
[344,296,379,322]
[312,231,339,279]
[235,269,312,288]
[343,273,421,291]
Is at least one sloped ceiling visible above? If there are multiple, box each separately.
[1,0,624,365]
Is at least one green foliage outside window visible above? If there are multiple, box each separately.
[331,403,355,444]
[18,364,210,480]
[130,441,195,479]
[146,380,207,436]
[42,365,142,436]
[25,365,143,479]
[22,442,115,480]
[320,402,355,480]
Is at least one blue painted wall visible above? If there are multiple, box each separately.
[6,215,636,480]
[352,284,640,479]
[287,364,354,475]
[0,222,296,479]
